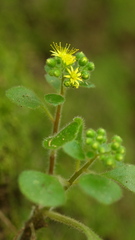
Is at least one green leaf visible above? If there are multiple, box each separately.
[79,174,122,205]
[103,163,135,193]
[45,74,61,91]
[75,117,84,144]
[80,81,95,88]
[62,118,85,160]
[43,118,81,150]
[6,86,42,109]
[45,94,65,106]
[19,170,65,207]
[63,140,85,160]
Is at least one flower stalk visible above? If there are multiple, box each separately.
[44,210,102,240]
[66,156,97,190]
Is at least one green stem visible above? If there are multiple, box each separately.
[66,156,97,190]
[48,78,65,175]
[44,210,102,240]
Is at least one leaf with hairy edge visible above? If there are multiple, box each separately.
[103,163,135,193]
[43,118,82,150]
[45,94,65,106]
[79,174,122,205]
[6,86,42,109]
[19,170,65,207]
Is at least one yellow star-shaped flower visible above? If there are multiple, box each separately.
[64,66,82,88]
[50,42,78,66]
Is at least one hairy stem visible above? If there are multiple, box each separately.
[48,78,65,175]
[44,210,102,240]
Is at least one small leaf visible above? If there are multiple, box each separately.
[45,74,61,91]
[80,81,95,88]
[79,174,122,205]
[63,140,85,160]
[19,170,65,207]
[43,118,81,150]
[6,86,42,109]
[103,163,135,193]
[45,94,65,106]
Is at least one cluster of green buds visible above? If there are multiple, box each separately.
[75,51,95,80]
[44,42,95,89]
[45,57,62,78]
[85,128,126,167]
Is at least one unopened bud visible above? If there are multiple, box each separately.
[79,57,88,66]
[46,58,57,67]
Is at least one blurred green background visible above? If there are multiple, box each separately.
[0,0,135,239]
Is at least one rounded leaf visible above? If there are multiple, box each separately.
[79,174,122,205]
[19,170,66,207]
[6,86,42,109]
[103,163,135,193]
[45,94,65,106]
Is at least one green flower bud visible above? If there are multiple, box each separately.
[112,135,123,144]
[86,129,96,138]
[86,62,95,71]
[79,57,88,66]
[76,51,85,60]
[86,138,93,145]
[71,81,79,88]
[97,128,106,136]
[106,156,115,167]
[48,69,55,76]
[98,146,106,154]
[53,69,61,77]
[46,58,57,67]
[117,146,126,155]
[54,57,62,64]
[64,80,71,87]
[115,153,124,161]
[111,142,121,151]
[91,141,100,150]
[81,70,90,80]
[96,135,107,143]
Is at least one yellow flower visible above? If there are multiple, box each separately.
[50,42,78,66]
[64,66,82,88]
